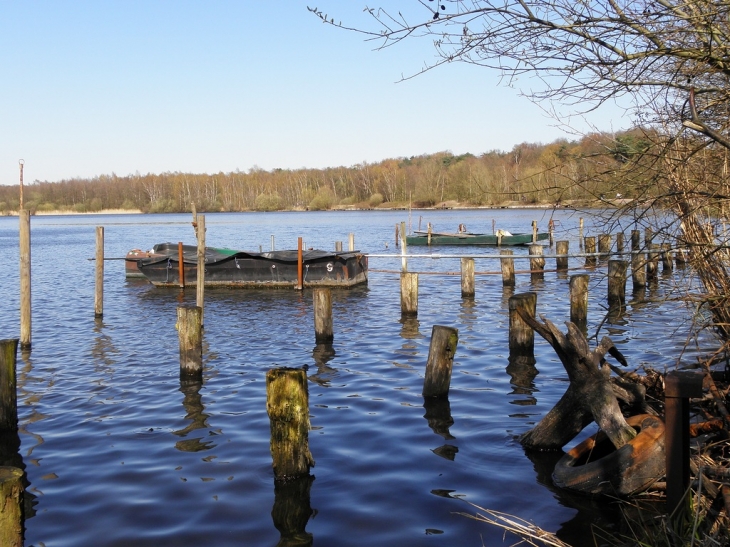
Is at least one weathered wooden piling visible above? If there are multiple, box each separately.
[394,224,399,248]
[177,305,203,379]
[584,236,597,267]
[460,258,475,298]
[661,243,673,271]
[335,241,343,252]
[95,226,104,318]
[196,215,206,324]
[579,217,584,249]
[555,240,569,271]
[631,229,646,290]
[645,227,654,247]
[569,274,589,325]
[297,237,304,290]
[647,243,660,280]
[0,340,18,433]
[607,260,628,310]
[509,293,537,355]
[400,272,419,316]
[528,244,545,278]
[178,241,185,288]
[0,466,24,547]
[313,289,333,344]
[422,326,459,398]
[19,210,31,351]
[531,220,538,243]
[500,249,515,286]
[271,235,275,252]
[616,232,624,254]
[348,233,355,252]
[266,367,314,479]
[598,234,611,260]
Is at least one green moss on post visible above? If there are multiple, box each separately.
[0,340,18,433]
[0,466,24,547]
[266,368,314,480]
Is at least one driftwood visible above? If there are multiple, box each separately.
[517,312,638,451]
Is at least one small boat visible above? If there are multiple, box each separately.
[131,242,368,288]
[405,229,549,246]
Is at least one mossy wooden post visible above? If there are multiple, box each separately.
[569,274,589,325]
[178,241,185,288]
[460,258,475,298]
[661,243,673,271]
[509,293,537,355]
[423,326,459,398]
[266,367,314,480]
[313,289,333,344]
[647,243,660,280]
[631,229,646,290]
[19,210,31,351]
[528,244,545,279]
[95,226,104,318]
[0,466,24,547]
[400,272,418,316]
[598,234,611,260]
[607,260,628,311]
[348,233,355,252]
[500,249,515,287]
[196,215,206,325]
[584,236,597,267]
[297,237,304,290]
[177,305,203,379]
[556,240,569,271]
[0,339,18,433]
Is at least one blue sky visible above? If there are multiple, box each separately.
[0,1,628,185]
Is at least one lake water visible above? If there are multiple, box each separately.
[0,208,711,546]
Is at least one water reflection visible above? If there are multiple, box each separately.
[92,318,119,372]
[271,475,315,547]
[309,344,336,387]
[399,316,421,340]
[423,397,455,440]
[506,354,538,406]
[173,379,214,452]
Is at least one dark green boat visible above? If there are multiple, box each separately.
[405,230,549,246]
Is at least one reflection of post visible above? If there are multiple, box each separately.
[173,379,213,452]
[266,368,314,479]
[422,397,454,439]
[313,289,333,344]
[310,344,337,386]
[0,466,24,547]
[399,316,420,340]
[271,474,314,547]
[422,326,459,398]
[0,340,18,433]
[506,353,537,406]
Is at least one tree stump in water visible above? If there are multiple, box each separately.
[517,313,637,451]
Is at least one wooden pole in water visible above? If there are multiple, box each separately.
[460,258,475,298]
[528,244,545,278]
[297,237,304,290]
[598,234,611,259]
[177,305,203,380]
[579,218,584,249]
[19,209,31,351]
[422,325,459,398]
[400,221,408,272]
[0,339,18,433]
[95,226,104,318]
[348,233,354,252]
[661,243,673,271]
[532,220,538,243]
[395,224,399,248]
[427,223,432,246]
[0,466,24,547]
[178,241,185,288]
[400,272,418,316]
[616,232,624,254]
[509,293,536,355]
[335,241,342,252]
[313,289,333,344]
[500,249,515,286]
[647,243,660,280]
[607,260,628,310]
[266,367,314,480]
[196,215,206,325]
[631,229,646,290]
[584,236,597,267]
[569,274,589,325]
[555,240,569,271]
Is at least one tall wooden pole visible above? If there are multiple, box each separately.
[19,209,31,351]
[178,241,185,288]
[297,237,304,290]
[400,221,408,272]
[196,215,205,326]
[95,227,104,318]
[18,160,24,212]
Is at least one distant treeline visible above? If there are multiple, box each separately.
[0,130,653,214]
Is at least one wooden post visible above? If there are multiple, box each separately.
[196,215,205,325]
[335,241,342,252]
[177,305,203,379]
[400,272,418,316]
[313,289,333,344]
[532,220,538,243]
[0,340,18,433]
[492,219,496,234]
[616,232,625,254]
[665,371,703,517]
[0,466,24,547]
[647,243,660,280]
[661,243,673,271]
[19,210,31,351]
[178,241,185,288]
[548,219,554,247]
[579,218,584,249]
[400,221,408,272]
[427,223,432,246]
[631,229,646,290]
[395,224,399,248]
[675,247,688,265]
[348,233,355,252]
[528,244,545,278]
[569,274,589,325]
[297,237,304,290]
[266,367,314,479]
[95,226,104,318]
[598,234,611,259]
[460,258,475,298]
[271,235,275,252]
[645,227,654,247]
[584,236,597,267]
[509,293,537,355]
[500,249,515,286]
[422,326,459,398]
[556,240,569,271]
[607,260,628,311]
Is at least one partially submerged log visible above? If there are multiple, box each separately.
[517,312,637,451]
